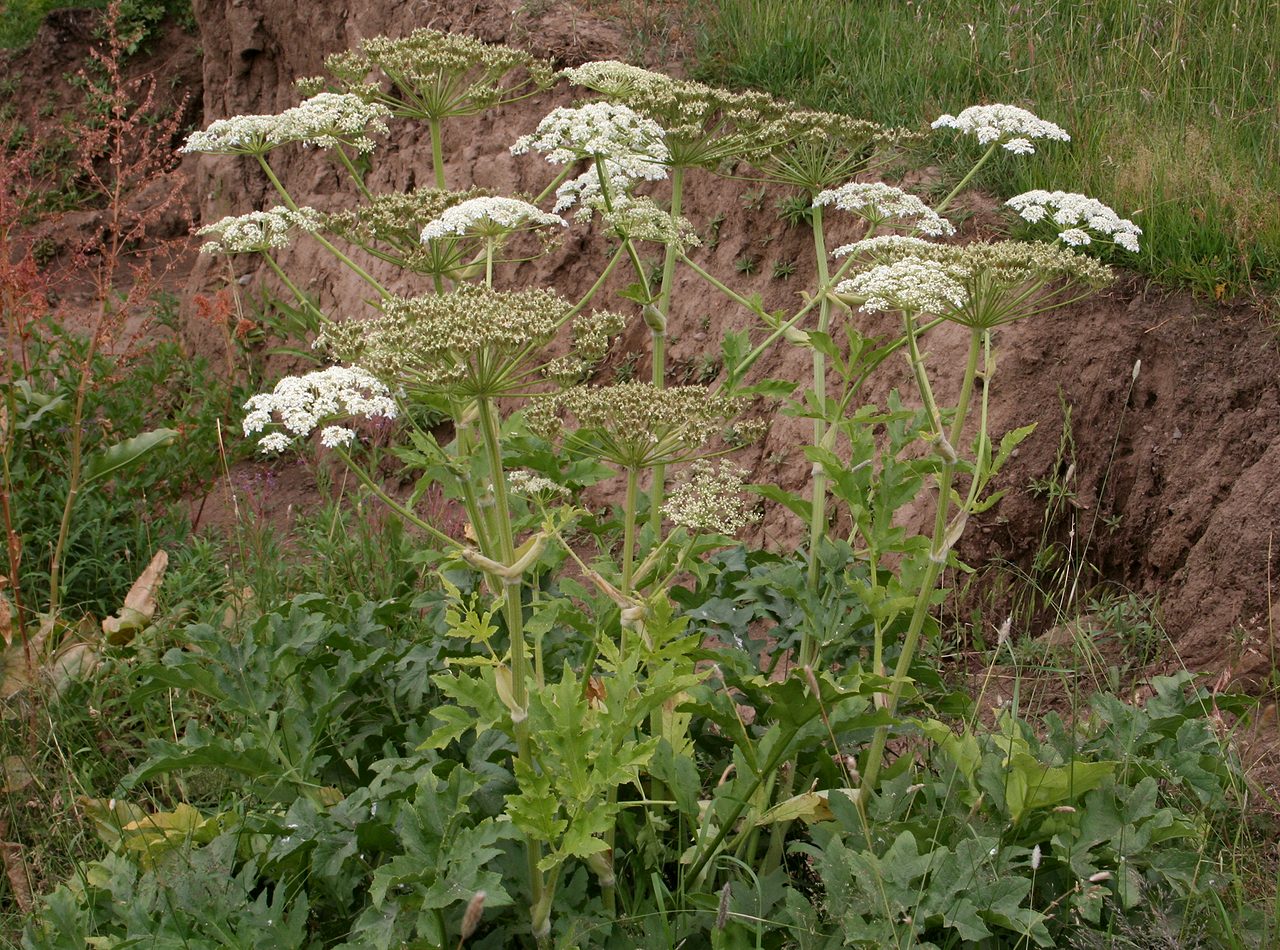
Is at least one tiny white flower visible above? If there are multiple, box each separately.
[241,365,397,454]
[1030,844,1042,870]
[1002,137,1036,155]
[198,206,324,255]
[184,93,391,155]
[319,425,356,448]
[420,196,564,242]
[815,182,954,237]
[1007,190,1141,252]
[836,259,968,315]
[932,104,1070,151]
[512,101,669,182]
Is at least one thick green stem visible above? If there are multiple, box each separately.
[485,238,495,289]
[685,721,807,885]
[621,466,639,597]
[936,142,999,214]
[476,396,548,937]
[47,340,97,619]
[333,146,373,201]
[861,326,984,791]
[331,448,459,549]
[801,204,832,667]
[429,117,447,190]
[262,254,329,330]
[601,463,641,917]
[649,166,684,521]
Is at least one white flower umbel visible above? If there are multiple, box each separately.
[815,182,955,237]
[198,206,324,254]
[836,259,969,315]
[511,101,669,175]
[1006,190,1142,252]
[552,157,662,218]
[507,470,571,499]
[832,234,945,261]
[241,365,397,452]
[420,196,565,242]
[319,425,357,448]
[183,92,392,155]
[663,460,753,536]
[931,104,1070,153]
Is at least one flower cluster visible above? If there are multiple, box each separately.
[600,196,700,247]
[183,93,392,155]
[931,104,1070,154]
[326,188,486,243]
[551,159,656,218]
[815,182,955,237]
[563,60,780,168]
[836,259,969,315]
[529,382,750,468]
[835,238,1113,326]
[316,29,555,119]
[320,284,567,390]
[420,196,565,242]
[543,309,627,382]
[242,366,397,452]
[832,234,943,261]
[507,470,571,500]
[512,102,669,174]
[197,206,324,255]
[1005,190,1142,252]
[663,460,753,536]
[757,108,919,192]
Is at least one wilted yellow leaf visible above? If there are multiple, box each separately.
[102,550,168,643]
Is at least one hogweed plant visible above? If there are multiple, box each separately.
[25,29,1267,950]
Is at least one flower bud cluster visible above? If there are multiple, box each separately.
[663,460,754,536]
[242,366,397,453]
[600,196,701,247]
[835,237,1113,325]
[562,60,780,168]
[837,236,1113,288]
[326,188,488,246]
[507,470,571,499]
[419,196,565,242]
[1006,190,1142,252]
[198,206,324,254]
[544,309,627,382]
[321,284,567,387]
[756,108,920,191]
[931,104,1070,153]
[529,382,752,468]
[320,29,555,117]
[815,182,955,237]
[183,93,391,155]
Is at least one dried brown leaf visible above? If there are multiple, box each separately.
[0,819,31,913]
[102,549,168,643]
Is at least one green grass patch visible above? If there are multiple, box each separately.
[694,0,1280,298]
[0,0,191,51]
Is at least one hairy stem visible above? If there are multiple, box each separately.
[861,325,984,791]
[649,165,684,521]
[476,395,548,937]
[801,203,832,667]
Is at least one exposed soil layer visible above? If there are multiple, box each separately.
[7,0,1279,688]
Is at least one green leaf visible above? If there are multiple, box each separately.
[82,428,178,485]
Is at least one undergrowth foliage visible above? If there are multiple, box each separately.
[10,23,1271,950]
